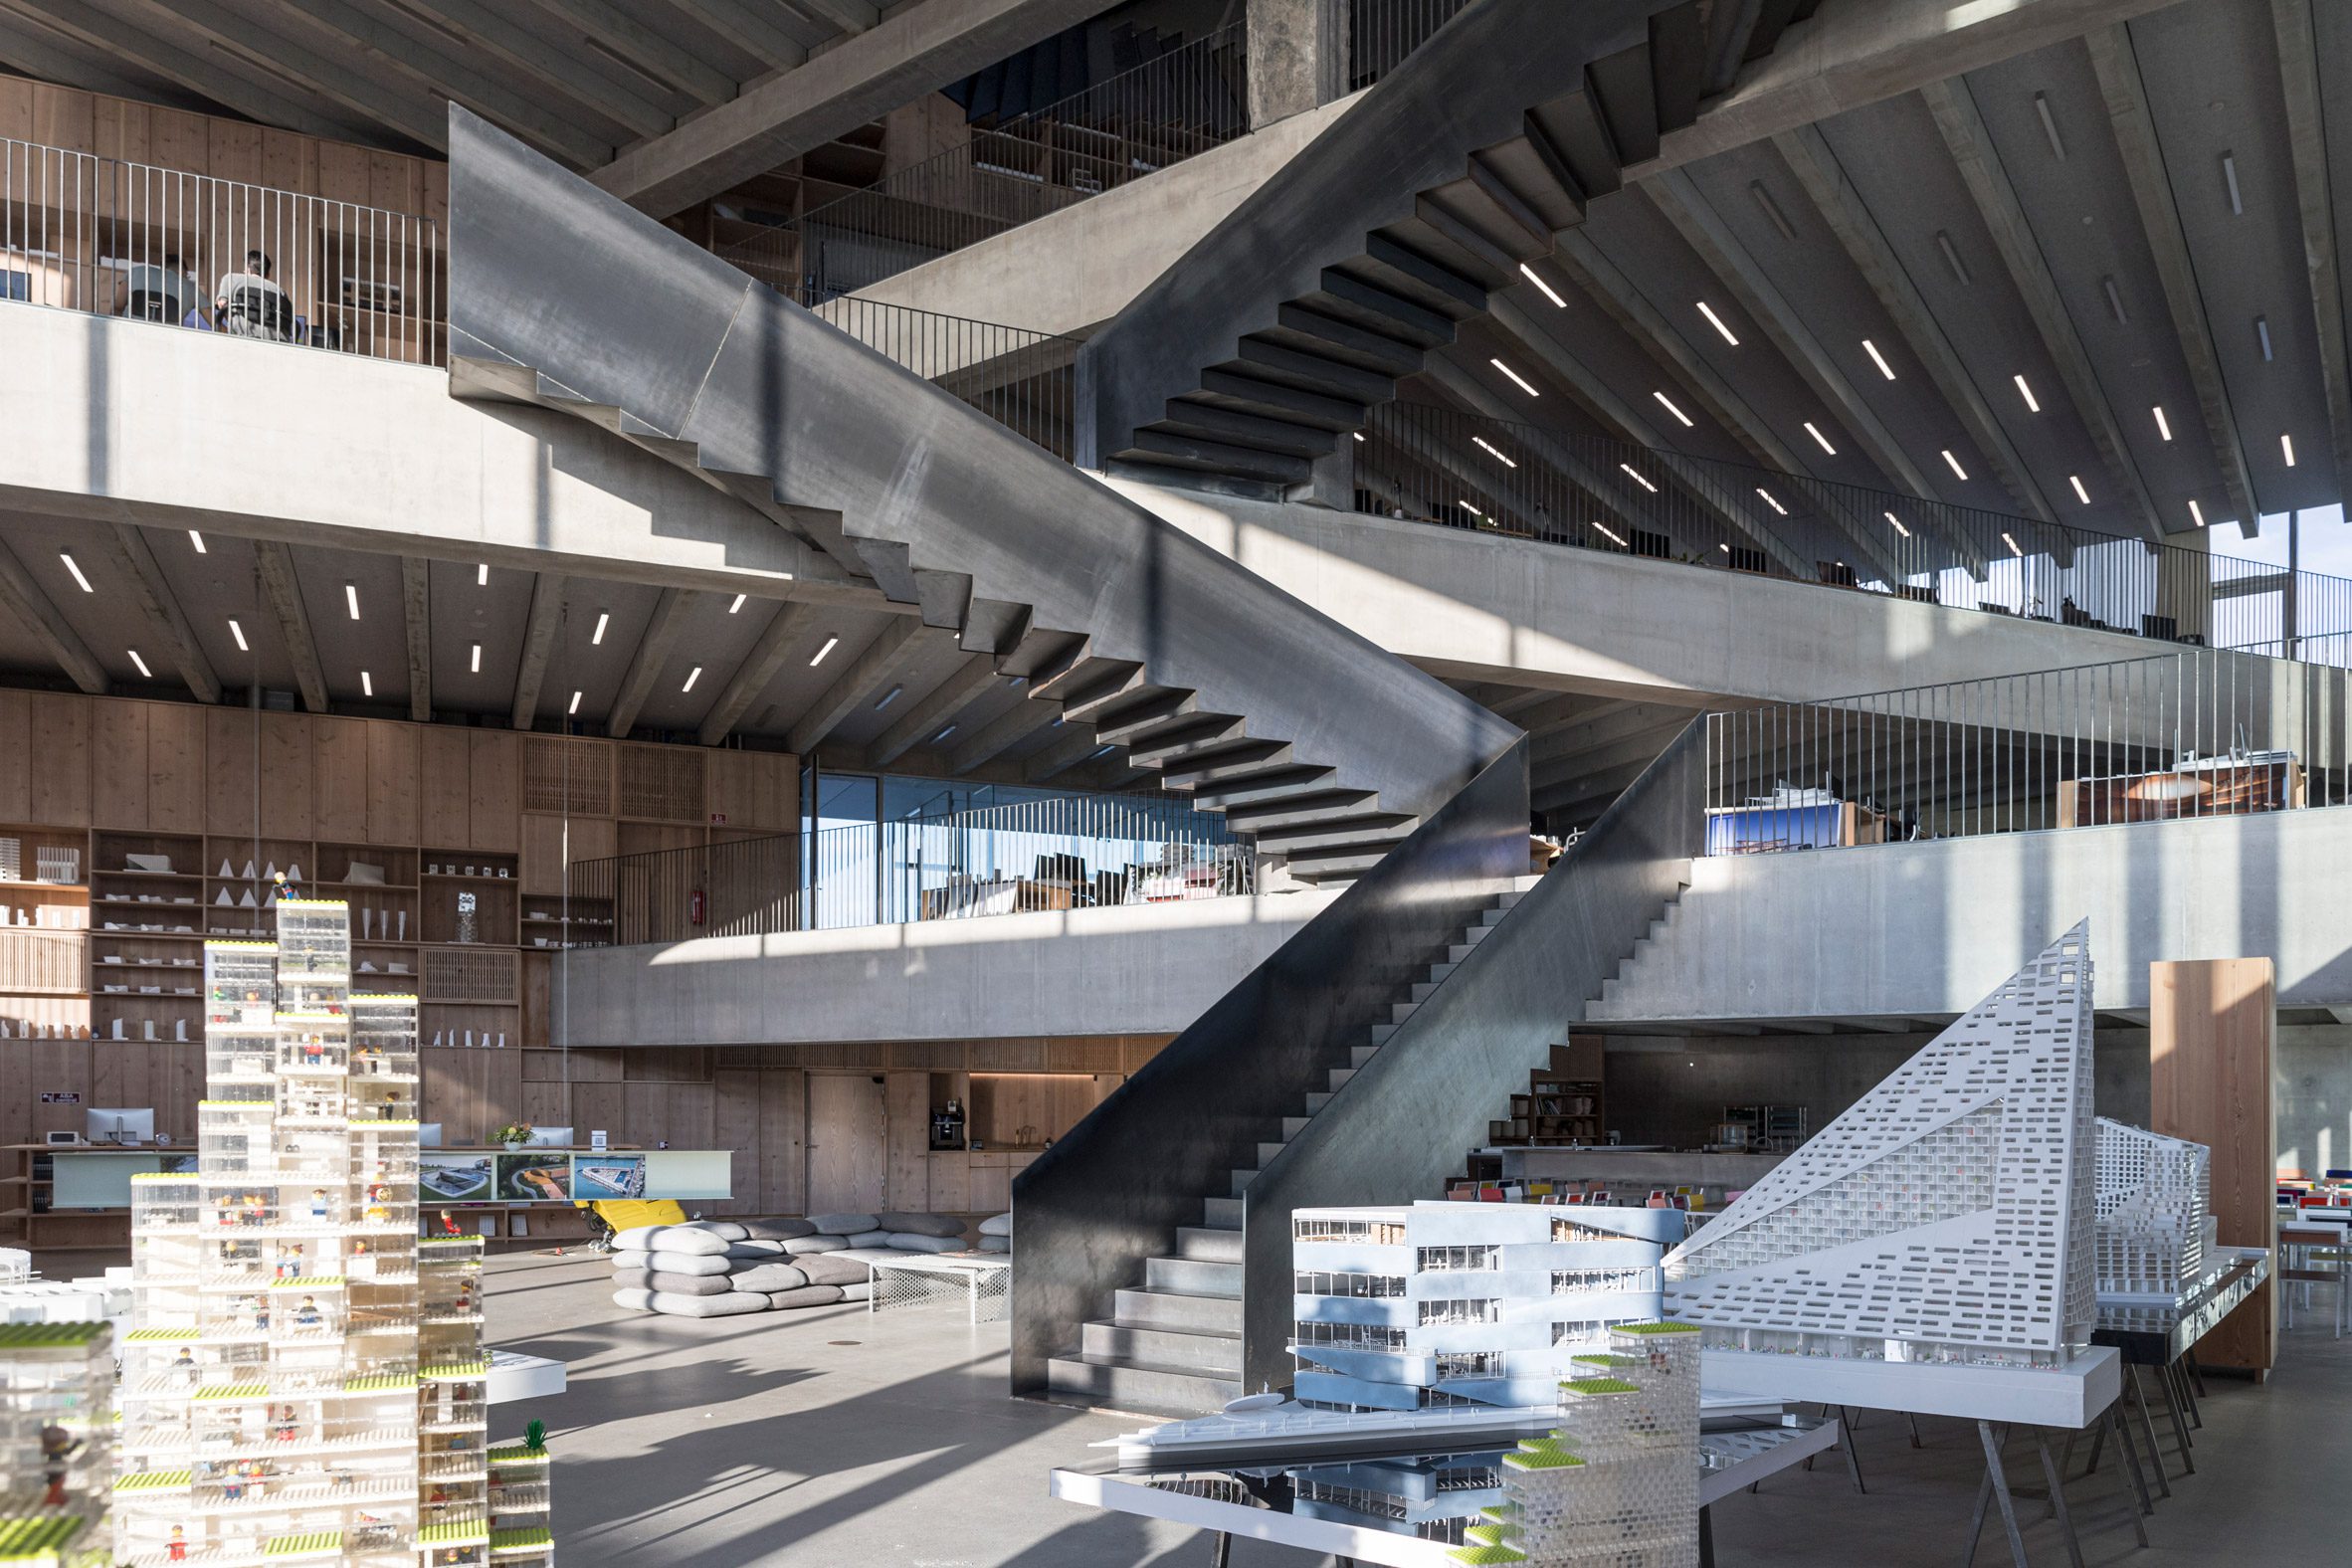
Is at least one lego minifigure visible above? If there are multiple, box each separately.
[166,1525,187,1561]
[293,1294,320,1327]
[309,1187,329,1219]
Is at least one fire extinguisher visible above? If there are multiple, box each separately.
[689,888,705,925]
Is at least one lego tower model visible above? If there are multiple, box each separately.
[2092,1118,2213,1298]
[1663,923,2098,1372]
[113,898,498,1566]
[1454,1321,1701,1568]
[0,1321,114,1567]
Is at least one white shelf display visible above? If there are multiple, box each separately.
[483,1430,551,1566]
[1290,1203,1683,1412]
[2092,1118,2213,1299]
[1456,1320,1701,1567]
[112,898,515,1568]
[1663,923,2098,1375]
[0,1321,115,1567]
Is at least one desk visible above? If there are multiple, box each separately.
[919,879,1079,919]
[2093,1246,2271,1493]
[1705,799,1886,855]
[2277,1219,2347,1335]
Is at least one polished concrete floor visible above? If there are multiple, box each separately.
[486,1249,2352,1567]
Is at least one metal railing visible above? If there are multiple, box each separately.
[1703,650,2352,856]
[726,22,1250,306]
[1,137,443,366]
[1355,401,2352,667]
[570,792,1255,946]
[1349,0,1481,91]
[814,294,1079,461]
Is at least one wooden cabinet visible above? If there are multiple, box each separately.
[311,717,370,842]
[146,702,204,832]
[366,723,419,844]
[417,726,470,847]
[968,1153,1010,1215]
[28,694,88,828]
[926,1152,970,1212]
[468,731,520,852]
[89,700,147,828]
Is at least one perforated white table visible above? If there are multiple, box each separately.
[864,1253,1010,1323]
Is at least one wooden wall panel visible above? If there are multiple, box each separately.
[89,700,148,829]
[518,815,566,896]
[27,695,89,828]
[0,689,29,823]
[468,732,520,852]
[367,723,419,844]
[417,727,470,848]
[2151,958,2277,1373]
[712,1069,761,1216]
[312,718,371,842]
[258,713,312,839]
[146,702,205,832]
[205,707,258,836]
[885,1071,929,1210]
[760,1070,806,1214]
[706,750,798,832]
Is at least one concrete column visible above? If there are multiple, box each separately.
[2153,529,2213,645]
[1248,0,1348,127]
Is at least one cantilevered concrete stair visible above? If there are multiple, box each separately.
[1045,876,1541,1415]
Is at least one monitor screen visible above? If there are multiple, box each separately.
[85,1108,154,1146]
[418,1123,444,1148]
[526,1126,574,1147]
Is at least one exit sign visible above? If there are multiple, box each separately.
[709,812,728,825]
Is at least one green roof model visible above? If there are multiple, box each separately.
[1570,1352,1644,1367]
[490,1526,554,1551]
[1612,1320,1701,1335]
[1446,1545,1528,1566]
[1560,1376,1640,1396]
[113,1470,191,1492]
[262,1530,342,1556]
[415,1520,490,1545]
[0,1323,107,1348]
[0,1513,88,1561]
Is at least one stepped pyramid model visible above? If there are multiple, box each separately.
[109,898,553,1566]
[1663,922,2097,1369]
[2093,1118,2212,1297]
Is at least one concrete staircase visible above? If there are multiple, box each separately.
[1585,865,1706,1021]
[1046,874,1542,1414]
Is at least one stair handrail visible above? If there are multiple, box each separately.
[1234,718,1707,1391]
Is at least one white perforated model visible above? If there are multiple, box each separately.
[2093,1118,2211,1297]
[1661,923,2097,1370]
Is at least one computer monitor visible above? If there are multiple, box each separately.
[418,1123,444,1148]
[525,1126,574,1148]
[86,1108,154,1146]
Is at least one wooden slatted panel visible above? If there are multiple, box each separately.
[521,737,613,816]
[616,745,704,824]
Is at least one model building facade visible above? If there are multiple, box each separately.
[0,1321,113,1567]
[1662,924,2098,1370]
[1291,1203,1684,1412]
[112,898,500,1566]
[2093,1118,2214,1298]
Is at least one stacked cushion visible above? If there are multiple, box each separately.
[609,1211,992,1319]
[977,1213,1013,1255]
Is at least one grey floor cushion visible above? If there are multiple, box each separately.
[883,1233,965,1254]
[651,1289,770,1317]
[727,1262,811,1292]
[613,1286,656,1311]
[614,1225,729,1257]
[790,1253,872,1286]
[781,1236,846,1255]
[612,1268,653,1291]
[805,1213,880,1236]
[725,1240,788,1259]
[686,1220,749,1242]
[978,1212,1014,1237]
[977,1235,1010,1254]
[737,1217,816,1241]
[646,1271,735,1296]
[765,1284,845,1309]
[639,1250,732,1276]
[876,1212,965,1239]
[838,1280,873,1302]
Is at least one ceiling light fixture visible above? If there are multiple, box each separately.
[59,553,92,593]
[1862,339,1896,380]
[1471,436,1517,468]
[569,689,584,715]
[809,636,839,667]
[359,670,372,697]
[1803,422,1837,455]
[1941,450,1968,481]
[1490,358,1540,397]
[2069,475,2091,504]
[2221,152,2242,215]
[1697,301,1739,345]
[1352,432,1365,443]
[682,666,702,693]
[188,530,206,554]
[728,593,747,614]
[1091,745,1115,760]
[2188,499,2206,527]
[591,612,609,645]
[2001,531,2023,557]
[1756,489,1788,515]
[2153,406,2173,441]
[476,563,489,586]
[933,724,957,743]
[2282,433,2296,467]
[2034,93,2065,160]
[128,649,152,680]
[2102,277,2128,324]
[343,581,361,621]
[1750,182,1799,243]
[228,619,249,652]
[1593,520,1629,548]
[874,685,902,711]
[1620,463,1659,493]
[1519,263,1567,307]
[470,642,483,674]
[2013,375,2041,412]
[2256,315,2273,361]
[1655,392,1695,427]
[1936,232,1972,287]
[1884,511,1911,538]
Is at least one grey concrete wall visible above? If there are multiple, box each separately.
[549,888,1339,1047]
[1592,806,2352,1019]
[2278,1024,2352,1179]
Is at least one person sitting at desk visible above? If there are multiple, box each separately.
[215,250,294,342]
[123,253,193,325]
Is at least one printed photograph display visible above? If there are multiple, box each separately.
[418,1152,493,1202]
[496,1152,572,1202]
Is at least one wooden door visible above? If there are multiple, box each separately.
[806,1073,885,1215]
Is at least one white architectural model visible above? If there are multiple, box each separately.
[2093,1118,2213,1298]
[112,899,507,1566]
[1291,1203,1683,1412]
[1663,923,2097,1370]
[0,1321,114,1567]
[1455,1321,1701,1567]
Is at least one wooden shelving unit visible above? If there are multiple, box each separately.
[1485,1038,1606,1149]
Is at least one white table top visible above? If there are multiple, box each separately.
[1697,1344,2121,1430]
[863,1252,1010,1275]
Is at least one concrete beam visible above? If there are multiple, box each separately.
[398,0,672,141]
[0,0,360,141]
[525,0,737,105]
[400,556,432,722]
[508,572,565,729]
[0,537,105,693]
[1775,120,2065,531]
[109,524,221,703]
[591,0,1107,217]
[113,0,449,151]
[1912,82,2162,542]
[2085,23,2259,533]
[608,587,696,739]
[671,0,815,68]
[2270,0,2352,494]
[697,599,817,746]
[792,0,878,31]
[1024,723,1109,783]
[868,653,1004,768]
[0,12,190,104]
[949,694,1061,773]
[1249,0,1346,126]
[788,619,925,755]
[251,540,327,713]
